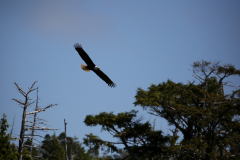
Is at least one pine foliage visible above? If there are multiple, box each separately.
[134,60,240,159]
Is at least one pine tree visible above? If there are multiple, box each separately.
[134,60,240,159]
[84,110,170,160]
[0,114,18,160]
[41,134,65,160]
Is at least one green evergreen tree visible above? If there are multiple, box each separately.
[21,148,33,160]
[83,133,100,158]
[41,134,65,160]
[84,110,170,160]
[41,133,90,160]
[24,138,38,158]
[134,60,240,159]
[71,136,91,160]
[0,114,18,160]
[58,132,91,160]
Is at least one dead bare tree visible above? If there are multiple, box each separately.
[64,119,68,160]
[12,81,58,160]
[30,87,39,156]
[12,81,38,160]
[8,114,16,149]
[26,87,59,160]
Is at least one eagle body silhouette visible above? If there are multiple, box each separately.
[74,43,116,88]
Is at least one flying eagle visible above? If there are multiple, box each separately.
[74,43,116,88]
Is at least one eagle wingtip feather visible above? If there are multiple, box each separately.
[74,43,82,49]
[109,83,116,88]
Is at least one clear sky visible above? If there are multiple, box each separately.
[1,0,240,152]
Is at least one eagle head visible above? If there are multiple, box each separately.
[94,66,100,70]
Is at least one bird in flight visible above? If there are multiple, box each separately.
[74,43,116,88]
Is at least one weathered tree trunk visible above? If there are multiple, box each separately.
[30,87,39,156]
[173,119,181,137]
[18,95,29,160]
[64,119,68,160]
[70,147,73,160]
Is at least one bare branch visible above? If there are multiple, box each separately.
[36,118,49,122]
[25,126,58,131]
[24,116,49,122]
[25,120,50,126]
[26,100,36,107]
[14,82,27,97]
[11,137,21,141]
[12,98,25,105]
[24,134,45,138]
[224,84,240,88]
[24,125,56,129]
[192,74,204,83]
[26,104,58,115]
[27,81,38,94]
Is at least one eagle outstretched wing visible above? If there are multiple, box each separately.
[93,70,116,88]
[74,43,95,67]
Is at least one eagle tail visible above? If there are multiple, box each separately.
[81,64,91,72]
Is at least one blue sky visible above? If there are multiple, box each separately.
[1,0,240,152]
